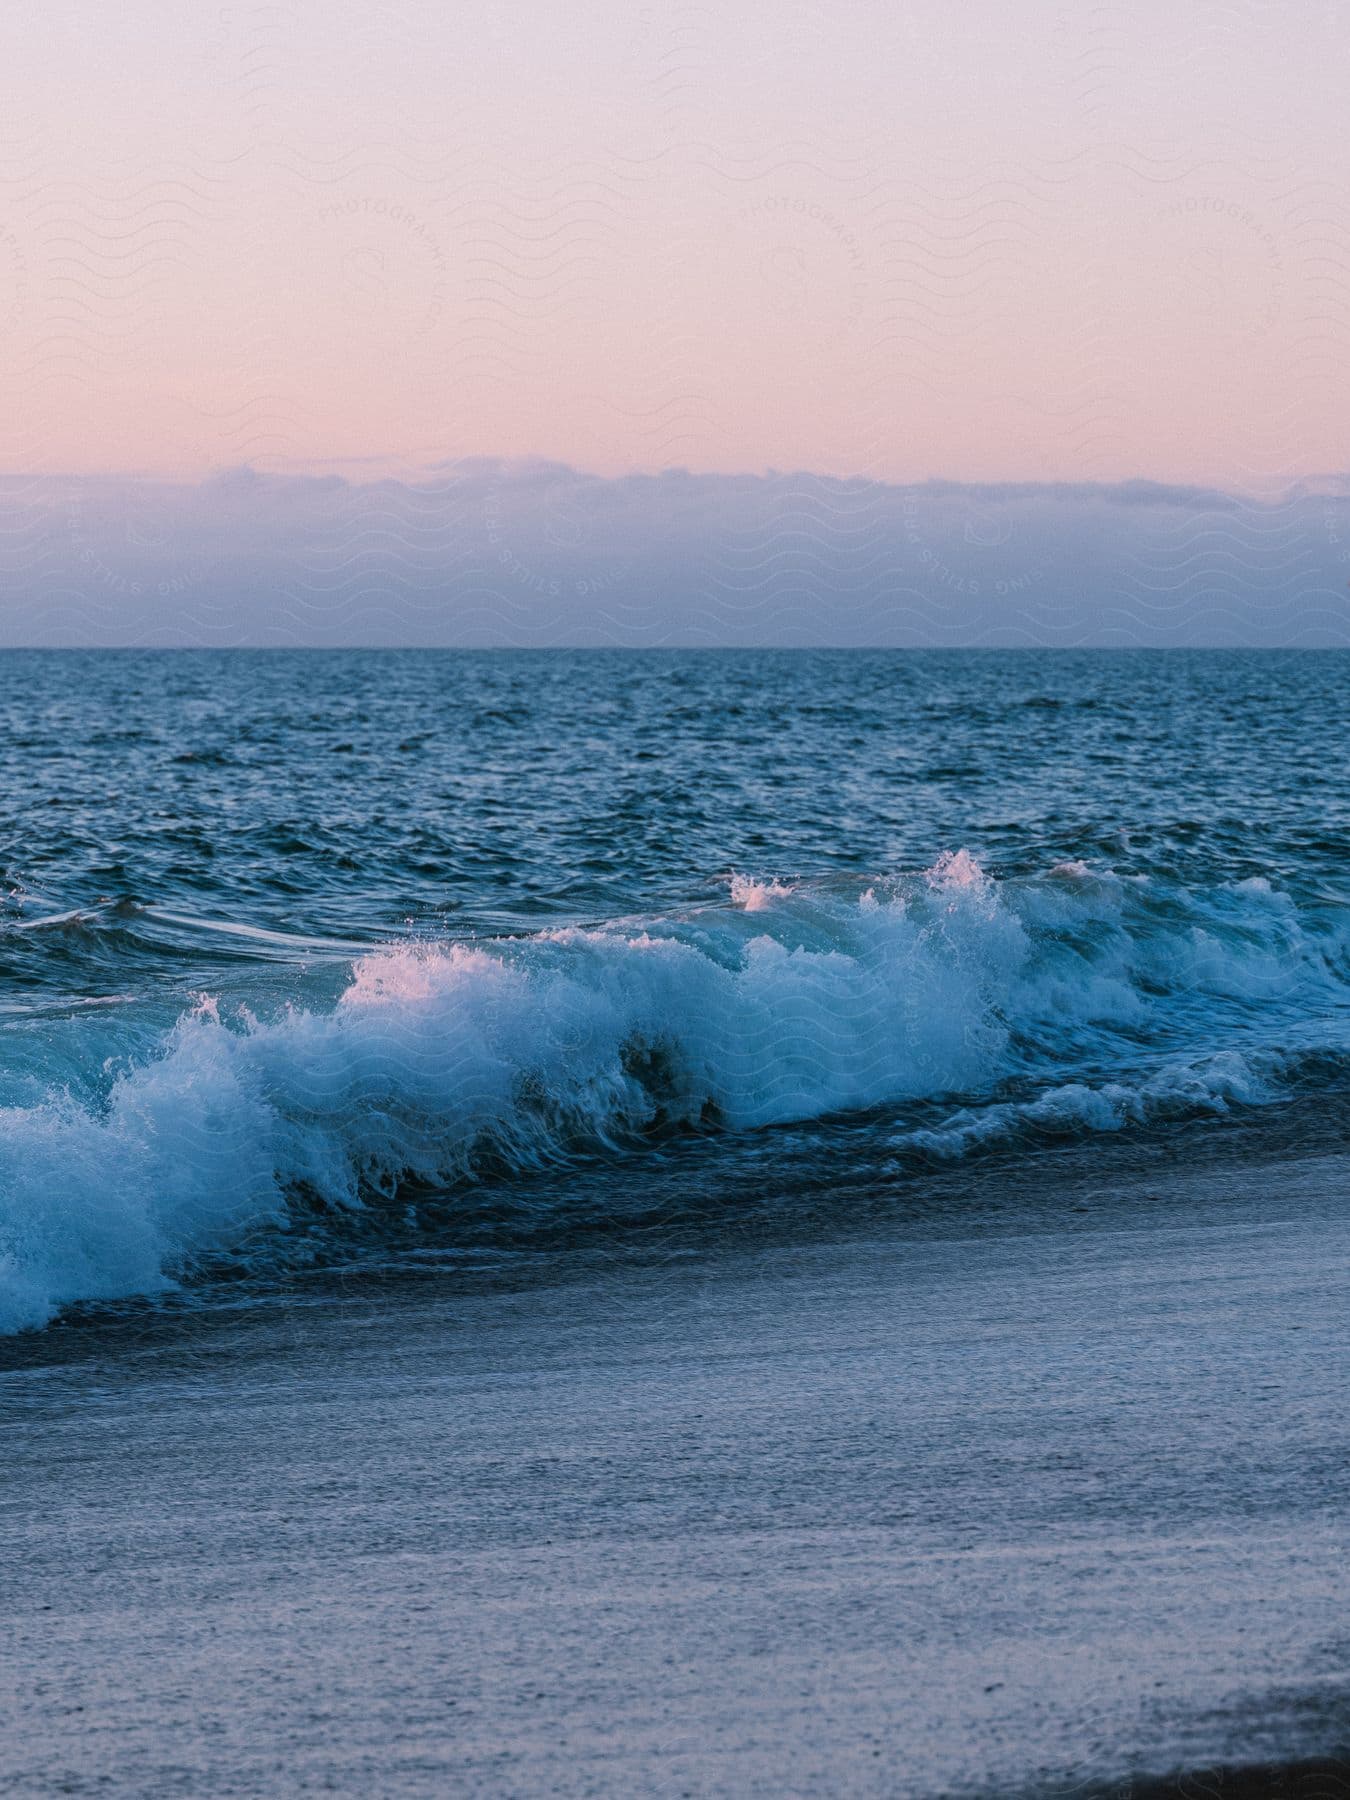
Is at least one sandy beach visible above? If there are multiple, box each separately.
[5,1134,1347,1798]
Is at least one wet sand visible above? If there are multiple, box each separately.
[2,1149,1348,1797]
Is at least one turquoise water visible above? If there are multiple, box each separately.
[2,649,1348,1331]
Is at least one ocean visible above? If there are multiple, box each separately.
[2,648,1348,1796]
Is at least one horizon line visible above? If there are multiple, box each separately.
[1,644,1344,655]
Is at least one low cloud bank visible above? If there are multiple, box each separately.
[1,463,1347,646]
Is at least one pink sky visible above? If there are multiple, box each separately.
[1,0,1345,494]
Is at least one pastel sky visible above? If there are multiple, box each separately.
[2,0,1346,494]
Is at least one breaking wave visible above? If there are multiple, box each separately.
[2,853,1348,1332]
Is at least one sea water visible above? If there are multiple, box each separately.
[1,647,1347,1334]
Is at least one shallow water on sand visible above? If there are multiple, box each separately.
[4,1136,1348,1797]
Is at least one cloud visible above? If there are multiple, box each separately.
[0,463,1346,646]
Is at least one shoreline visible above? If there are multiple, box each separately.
[1071,1759,1350,1799]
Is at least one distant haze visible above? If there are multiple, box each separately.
[2,464,1347,646]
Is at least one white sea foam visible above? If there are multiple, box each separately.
[1,856,1347,1332]
[906,1050,1280,1161]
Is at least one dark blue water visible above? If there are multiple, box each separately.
[2,649,1348,1332]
